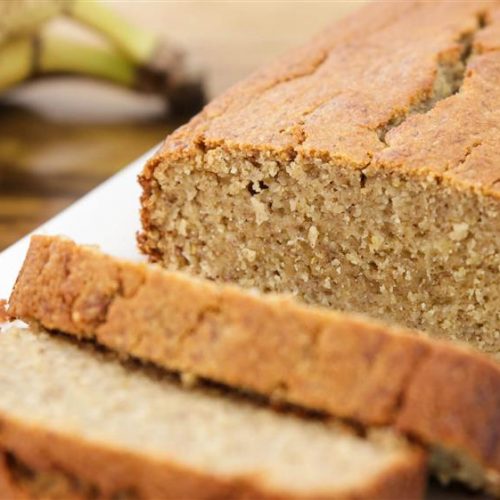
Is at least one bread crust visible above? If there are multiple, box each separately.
[8,235,500,488]
[140,1,500,199]
[0,453,21,499]
[0,300,10,323]
[0,394,426,500]
[0,451,87,500]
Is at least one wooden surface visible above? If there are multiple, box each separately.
[0,1,360,250]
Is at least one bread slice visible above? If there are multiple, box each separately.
[0,325,426,500]
[8,235,500,492]
[138,1,500,356]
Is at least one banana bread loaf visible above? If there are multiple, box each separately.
[8,235,500,492]
[0,326,426,500]
[138,1,500,355]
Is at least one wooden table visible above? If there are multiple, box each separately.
[0,1,359,250]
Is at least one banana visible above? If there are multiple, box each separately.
[0,38,32,93]
[39,34,138,87]
[70,0,158,65]
[0,0,204,114]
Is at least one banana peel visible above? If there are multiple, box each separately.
[0,0,205,115]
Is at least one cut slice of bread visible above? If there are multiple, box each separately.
[8,235,500,493]
[0,326,426,500]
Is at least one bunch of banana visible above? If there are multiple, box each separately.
[0,0,204,114]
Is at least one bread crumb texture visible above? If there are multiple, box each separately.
[139,1,500,356]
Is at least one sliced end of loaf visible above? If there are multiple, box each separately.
[139,146,500,356]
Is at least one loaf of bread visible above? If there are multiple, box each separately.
[0,326,426,500]
[138,1,500,356]
[9,235,500,492]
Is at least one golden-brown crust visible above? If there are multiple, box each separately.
[375,49,500,196]
[0,450,89,500]
[0,453,22,500]
[396,344,500,472]
[0,390,427,500]
[152,1,420,155]
[143,1,500,199]
[0,416,277,500]
[8,235,500,485]
[0,445,426,500]
[0,300,10,323]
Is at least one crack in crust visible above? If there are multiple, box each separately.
[376,11,488,149]
[194,11,490,170]
[452,141,484,172]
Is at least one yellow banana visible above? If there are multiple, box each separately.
[0,0,204,114]
[0,38,32,93]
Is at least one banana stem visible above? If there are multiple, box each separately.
[0,38,33,93]
[67,0,157,64]
[0,34,138,93]
[38,34,137,87]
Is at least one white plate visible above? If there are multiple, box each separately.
[0,146,158,300]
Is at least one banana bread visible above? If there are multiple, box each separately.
[0,326,426,500]
[0,300,8,323]
[8,235,500,492]
[138,1,500,355]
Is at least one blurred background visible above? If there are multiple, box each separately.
[0,1,362,250]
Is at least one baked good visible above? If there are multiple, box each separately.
[0,325,426,500]
[8,235,500,492]
[138,0,500,355]
[0,452,90,500]
[0,301,8,324]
